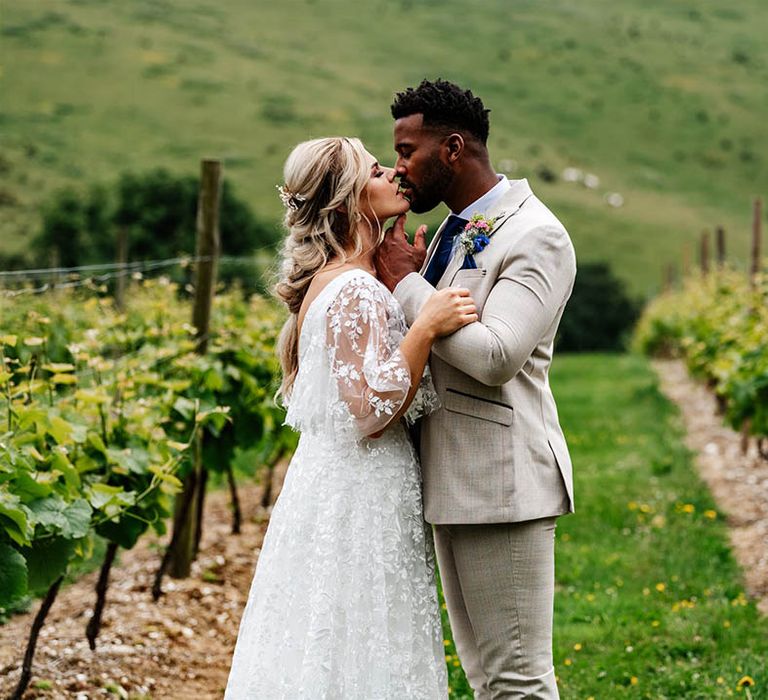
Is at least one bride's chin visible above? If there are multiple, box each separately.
[377,205,410,223]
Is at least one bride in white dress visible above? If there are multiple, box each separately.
[224,137,477,699]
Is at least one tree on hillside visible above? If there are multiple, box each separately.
[32,185,112,269]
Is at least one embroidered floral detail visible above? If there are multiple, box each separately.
[227,270,447,698]
[284,271,440,440]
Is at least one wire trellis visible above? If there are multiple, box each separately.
[0,249,279,299]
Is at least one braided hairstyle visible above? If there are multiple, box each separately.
[274,137,374,399]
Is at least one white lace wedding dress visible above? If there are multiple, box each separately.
[224,269,448,699]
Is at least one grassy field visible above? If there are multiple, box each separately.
[2,0,767,295]
[442,354,766,699]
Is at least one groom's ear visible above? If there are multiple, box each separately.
[443,133,465,165]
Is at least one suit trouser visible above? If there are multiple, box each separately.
[434,518,559,700]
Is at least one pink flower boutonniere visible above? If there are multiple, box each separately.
[457,212,502,269]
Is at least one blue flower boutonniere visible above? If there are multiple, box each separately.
[457,213,501,269]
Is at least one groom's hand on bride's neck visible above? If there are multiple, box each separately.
[375,214,427,292]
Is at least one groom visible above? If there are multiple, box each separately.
[375,79,576,699]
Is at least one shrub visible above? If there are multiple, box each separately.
[557,262,640,352]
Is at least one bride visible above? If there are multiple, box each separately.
[224,137,477,699]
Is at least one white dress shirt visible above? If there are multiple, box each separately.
[454,175,511,219]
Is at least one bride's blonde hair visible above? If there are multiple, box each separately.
[274,137,382,399]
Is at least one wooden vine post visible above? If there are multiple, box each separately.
[715,226,726,270]
[739,197,763,455]
[751,197,762,287]
[166,159,222,582]
[115,226,129,312]
[699,230,710,276]
[662,263,675,292]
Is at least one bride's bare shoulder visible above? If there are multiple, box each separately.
[297,266,378,334]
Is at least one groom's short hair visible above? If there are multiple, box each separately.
[391,79,490,144]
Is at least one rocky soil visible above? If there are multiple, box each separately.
[0,460,289,699]
[654,359,768,615]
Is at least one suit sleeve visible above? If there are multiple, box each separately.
[394,225,576,386]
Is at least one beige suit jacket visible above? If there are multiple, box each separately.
[394,178,576,524]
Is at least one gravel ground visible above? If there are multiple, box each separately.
[654,359,768,615]
[0,460,289,699]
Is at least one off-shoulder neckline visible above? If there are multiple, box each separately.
[297,268,382,353]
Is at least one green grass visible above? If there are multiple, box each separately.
[2,0,767,294]
[440,353,767,699]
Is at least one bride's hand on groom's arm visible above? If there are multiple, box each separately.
[413,287,477,339]
[374,214,427,292]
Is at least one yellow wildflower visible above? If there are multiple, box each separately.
[631,676,639,685]
[656,582,666,592]
[705,509,717,519]
[737,676,754,688]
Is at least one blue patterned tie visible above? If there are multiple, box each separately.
[423,215,468,286]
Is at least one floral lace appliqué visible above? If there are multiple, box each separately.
[225,270,447,699]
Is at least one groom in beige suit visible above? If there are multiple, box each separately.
[375,79,576,699]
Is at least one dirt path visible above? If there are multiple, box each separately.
[654,359,768,615]
[0,460,290,699]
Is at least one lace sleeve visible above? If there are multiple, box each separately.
[326,277,411,437]
[403,365,440,425]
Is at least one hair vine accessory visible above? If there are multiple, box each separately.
[276,184,307,211]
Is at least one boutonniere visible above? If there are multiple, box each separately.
[457,213,502,269]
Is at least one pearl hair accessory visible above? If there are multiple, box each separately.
[276,184,307,211]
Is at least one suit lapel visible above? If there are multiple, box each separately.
[419,178,535,283]
[436,179,534,287]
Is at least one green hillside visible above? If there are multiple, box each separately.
[1,0,767,295]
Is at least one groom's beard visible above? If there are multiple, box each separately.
[403,160,453,214]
